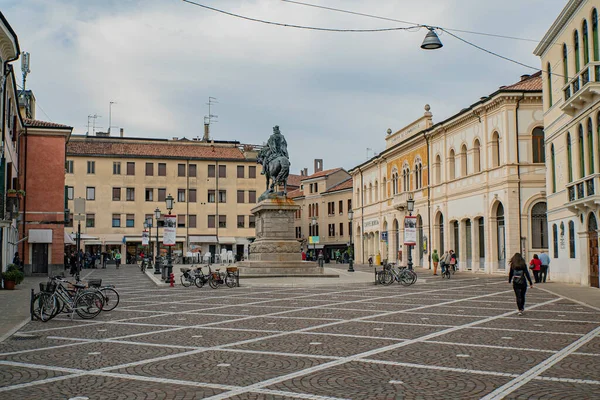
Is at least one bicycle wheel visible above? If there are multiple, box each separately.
[381,270,395,286]
[208,275,219,289]
[180,274,192,287]
[225,273,237,288]
[408,270,418,285]
[38,293,57,322]
[99,287,120,311]
[399,271,413,286]
[194,276,205,288]
[75,292,103,319]
[376,271,385,284]
[451,266,456,275]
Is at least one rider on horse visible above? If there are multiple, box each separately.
[261,125,289,175]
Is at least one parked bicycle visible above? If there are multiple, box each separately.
[180,265,203,287]
[381,263,417,286]
[208,266,238,289]
[37,277,104,321]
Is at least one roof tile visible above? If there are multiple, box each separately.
[24,118,72,129]
[287,174,303,188]
[324,178,353,193]
[300,168,343,181]
[502,71,542,91]
[287,188,304,198]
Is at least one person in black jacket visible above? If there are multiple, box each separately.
[508,253,534,316]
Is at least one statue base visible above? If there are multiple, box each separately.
[237,196,334,277]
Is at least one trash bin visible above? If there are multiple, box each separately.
[375,253,381,266]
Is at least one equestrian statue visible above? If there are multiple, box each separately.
[257,125,290,201]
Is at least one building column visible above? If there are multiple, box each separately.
[471,218,480,273]
[583,126,590,176]
[459,219,468,271]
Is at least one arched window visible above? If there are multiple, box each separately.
[593,8,599,62]
[547,63,553,107]
[368,183,372,204]
[382,177,386,199]
[574,30,581,72]
[552,224,558,258]
[374,180,378,202]
[532,127,545,163]
[579,124,585,178]
[491,132,500,167]
[363,185,367,204]
[531,202,548,249]
[473,140,481,173]
[567,132,573,182]
[563,43,569,84]
[402,165,411,192]
[448,149,456,180]
[551,144,557,193]
[583,20,590,65]
[460,144,468,176]
[356,189,360,207]
[414,160,422,189]
[435,154,441,184]
[588,118,595,174]
[568,220,576,258]
[392,171,398,195]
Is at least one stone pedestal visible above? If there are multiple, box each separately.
[237,197,327,276]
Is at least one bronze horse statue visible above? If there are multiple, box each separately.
[257,147,290,195]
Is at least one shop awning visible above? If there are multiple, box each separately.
[189,235,218,244]
[78,234,98,241]
[308,244,325,249]
[85,240,102,245]
[235,237,251,245]
[29,229,52,244]
[64,232,75,245]
[219,237,236,245]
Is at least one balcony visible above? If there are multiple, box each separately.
[392,191,410,210]
[562,62,600,116]
[566,173,600,213]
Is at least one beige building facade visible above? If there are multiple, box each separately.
[534,0,600,287]
[65,135,263,263]
[288,161,353,261]
[351,73,547,273]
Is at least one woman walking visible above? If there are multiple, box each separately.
[529,254,542,283]
[508,253,533,316]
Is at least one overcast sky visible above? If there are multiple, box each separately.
[3,0,565,174]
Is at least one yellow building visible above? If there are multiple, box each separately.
[534,0,600,287]
[65,135,262,263]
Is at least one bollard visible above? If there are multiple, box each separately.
[30,288,35,321]
[374,267,377,285]
[169,273,174,287]
[236,269,240,288]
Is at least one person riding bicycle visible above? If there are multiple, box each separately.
[368,256,373,267]
[440,251,450,275]
[449,250,457,272]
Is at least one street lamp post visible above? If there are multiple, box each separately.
[348,209,354,272]
[311,216,317,261]
[165,194,175,282]
[145,216,153,266]
[154,207,161,274]
[406,194,415,271]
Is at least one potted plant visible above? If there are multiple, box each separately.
[2,264,24,290]
[6,189,25,197]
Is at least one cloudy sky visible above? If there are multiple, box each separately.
[3,0,565,173]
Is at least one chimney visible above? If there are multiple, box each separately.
[314,159,323,174]
[120,128,124,138]
[520,74,530,81]
[304,167,308,176]
[203,123,210,141]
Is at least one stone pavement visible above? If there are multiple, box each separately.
[0,275,49,342]
[0,265,599,399]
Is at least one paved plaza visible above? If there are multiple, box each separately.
[0,267,599,399]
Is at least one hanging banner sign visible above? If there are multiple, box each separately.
[164,215,177,246]
[141,230,149,246]
[404,216,417,245]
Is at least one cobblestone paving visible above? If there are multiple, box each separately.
[0,267,599,399]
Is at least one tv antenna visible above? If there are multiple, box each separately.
[202,97,218,141]
[87,114,102,136]
[21,52,30,92]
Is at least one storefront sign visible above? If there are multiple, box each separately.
[364,219,379,228]
[141,230,149,246]
[404,216,417,245]
[164,215,177,246]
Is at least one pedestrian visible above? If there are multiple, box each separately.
[529,254,542,283]
[449,250,457,272]
[538,250,550,283]
[432,249,439,275]
[115,251,121,269]
[12,252,22,271]
[440,251,449,275]
[508,253,533,316]
[101,250,108,269]
[70,251,78,276]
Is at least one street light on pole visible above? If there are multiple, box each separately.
[406,194,415,271]
[348,209,354,272]
[154,207,161,274]
[311,216,317,261]
[165,194,175,282]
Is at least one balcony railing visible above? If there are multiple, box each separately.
[566,173,599,211]
[562,62,600,115]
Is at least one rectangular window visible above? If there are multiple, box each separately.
[178,189,185,202]
[189,189,197,203]
[67,186,74,200]
[126,214,135,228]
[249,166,256,179]
[126,188,135,201]
[112,187,121,201]
[158,163,166,176]
[237,215,245,228]
[339,223,344,236]
[86,214,95,228]
[237,165,244,178]
[219,165,226,178]
[113,162,121,175]
[237,190,244,203]
[208,165,215,177]
[348,199,352,212]
[249,190,256,203]
[86,187,95,200]
[145,163,153,176]
[144,214,153,226]
[208,215,215,228]
[67,213,73,228]
[219,215,226,228]
[112,214,121,227]
[339,200,343,215]
[126,162,135,175]
[145,188,153,201]
[158,188,166,202]
[178,214,185,228]
[328,224,335,237]
[188,164,197,177]
[218,190,226,203]
[87,161,95,174]
[178,164,186,177]
[249,215,256,228]
[66,160,74,174]
[188,214,197,228]
[208,190,215,203]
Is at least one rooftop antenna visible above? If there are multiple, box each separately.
[87,114,101,136]
[108,101,116,135]
[203,96,218,141]
[21,52,30,92]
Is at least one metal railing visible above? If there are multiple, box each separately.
[563,61,600,102]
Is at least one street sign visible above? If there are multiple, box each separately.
[381,231,388,242]
[74,198,85,214]
[142,230,149,246]
[309,236,320,244]
[73,214,85,221]
[404,216,417,245]
[163,215,176,246]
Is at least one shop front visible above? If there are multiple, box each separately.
[189,235,218,263]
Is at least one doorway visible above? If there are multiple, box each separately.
[497,203,506,270]
[32,243,49,274]
[465,219,472,270]
[589,213,599,288]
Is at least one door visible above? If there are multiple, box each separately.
[497,224,506,270]
[209,244,216,263]
[465,219,472,270]
[589,213,599,288]
[32,243,49,274]
[236,245,244,261]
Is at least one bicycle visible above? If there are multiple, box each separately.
[441,264,452,279]
[180,265,203,287]
[381,263,418,286]
[37,277,104,321]
[208,266,237,289]
[86,279,120,311]
[140,258,149,273]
